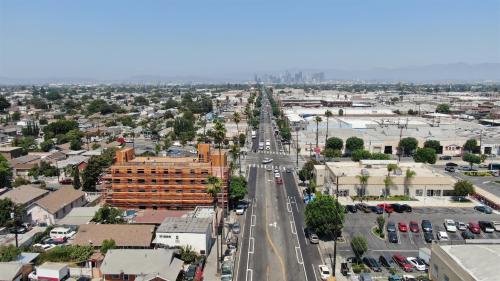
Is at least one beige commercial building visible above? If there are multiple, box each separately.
[314,160,455,197]
[429,243,500,281]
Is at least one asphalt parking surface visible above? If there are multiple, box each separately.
[337,207,500,274]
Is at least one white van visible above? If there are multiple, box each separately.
[50,227,76,240]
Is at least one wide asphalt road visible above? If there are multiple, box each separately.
[236,87,322,281]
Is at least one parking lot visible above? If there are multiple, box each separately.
[338,207,500,256]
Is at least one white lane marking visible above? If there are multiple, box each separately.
[371,249,420,252]
[312,264,318,281]
[246,269,253,281]
[291,220,297,234]
[249,237,254,254]
[295,246,304,264]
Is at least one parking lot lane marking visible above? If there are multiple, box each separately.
[397,231,402,245]
[246,269,253,281]
[409,232,414,245]
[249,237,254,253]
[295,247,304,264]
[287,202,292,213]
[290,221,297,234]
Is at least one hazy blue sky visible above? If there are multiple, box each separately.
[0,0,499,79]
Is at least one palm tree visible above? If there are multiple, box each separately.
[206,175,222,269]
[229,144,240,175]
[199,117,207,142]
[387,164,399,177]
[212,120,227,209]
[356,174,370,198]
[383,176,393,197]
[404,168,416,197]
[314,116,322,148]
[233,112,241,133]
[324,110,333,145]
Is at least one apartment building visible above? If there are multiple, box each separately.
[104,143,228,210]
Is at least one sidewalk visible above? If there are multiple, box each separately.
[337,196,478,208]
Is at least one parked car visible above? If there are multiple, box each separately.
[478,221,495,233]
[356,203,372,213]
[388,275,403,281]
[235,204,245,215]
[401,204,412,212]
[391,204,405,213]
[398,222,408,232]
[444,219,457,232]
[444,167,455,172]
[388,232,398,243]
[492,221,500,232]
[10,226,28,234]
[439,155,452,160]
[359,273,373,281]
[409,221,419,233]
[378,203,394,213]
[474,205,493,214]
[341,262,350,276]
[455,221,467,231]
[421,220,433,232]
[379,254,397,268]
[468,222,481,234]
[59,178,73,185]
[423,232,434,243]
[363,256,382,272]
[184,264,198,281]
[393,255,413,272]
[309,232,320,244]
[346,205,358,213]
[437,231,449,241]
[318,265,330,280]
[275,177,283,184]
[406,257,426,271]
[387,221,397,232]
[369,205,384,214]
[232,222,240,234]
[461,229,475,239]
[445,162,458,167]
[262,158,273,164]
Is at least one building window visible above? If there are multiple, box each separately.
[138,179,145,183]
[176,190,182,193]
[190,169,195,174]
[137,169,144,174]
[151,169,156,174]
[113,179,120,183]
[139,189,145,192]
[190,180,195,184]
[176,180,182,184]
[123,274,129,281]
[152,179,157,184]
[201,169,209,175]
[191,190,196,193]
[152,190,157,193]
[110,275,120,279]
[175,169,182,174]
[415,189,423,196]
[127,169,132,174]
[127,179,133,183]
[164,180,169,184]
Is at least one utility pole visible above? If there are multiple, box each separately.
[397,119,408,162]
[332,174,343,277]
[296,128,300,167]
[10,211,18,248]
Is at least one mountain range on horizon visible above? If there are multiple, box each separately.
[0,62,499,85]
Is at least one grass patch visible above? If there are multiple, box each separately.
[352,263,370,274]
[351,195,417,201]
[464,171,494,177]
[371,226,385,239]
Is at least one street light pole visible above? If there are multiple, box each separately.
[332,174,340,277]
[296,128,299,167]
[10,212,18,248]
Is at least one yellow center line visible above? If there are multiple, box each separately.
[264,167,287,281]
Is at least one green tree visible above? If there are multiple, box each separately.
[233,112,241,133]
[323,148,341,160]
[40,140,54,152]
[404,168,416,197]
[0,245,21,262]
[238,133,246,147]
[453,180,475,197]
[11,111,21,121]
[326,137,343,151]
[305,194,345,237]
[413,148,437,164]
[314,116,322,148]
[423,140,441,154]
[356,174,370,197]
[350,236,368,260]
[100,239,116,254]
[81,148,116,192]
[73,166,81,190]
[346,137,364,153]
[376,216,385,233]
[93,205,124,224]
[229,176,247,203]
[70,139,82,150]
[436,104,450,114]
[43,120,79,139]
[324,110,333,145]
[351,149,371,162]
[133,96,149,106]
[370,153,391,160]
[0,155,12,188]
[177,245,198,263]
[0,96,10,112]
[463,139,478,153]
[399,137,418,157]
[12,176,30,187]
[462,153,481,168]
[173,116,195,143]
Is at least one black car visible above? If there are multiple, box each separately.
[346,205,358,213]
[362,256,382,272]
[387,221,396,232]
[401,204,412,212]
[461,229,475,239]
[421,220,433,232]
[474,205,493,214]
[379,254,397,268]
[346,256,362,264]
[444,166,455,172]
[10,226,28,234]
[369,205,384,214]
[446,162,458,167]
[183,264,197,281]
[478,221,495,232]
[424,231,434,243]
[388,231,398,243]
[439,156,452,160]
[390,203,407,213]
[356,203,372,213]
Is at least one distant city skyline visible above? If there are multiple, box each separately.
[0,0,499,81]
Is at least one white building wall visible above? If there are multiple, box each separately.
[155,232,210,254]
[28,205,55,225]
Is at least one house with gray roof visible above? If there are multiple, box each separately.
[0,185,49,208]
[100,249,183,281]
[154,217,212,255]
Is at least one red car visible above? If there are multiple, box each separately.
[275,177,283,184]
[393,254,413,272]
[377,203,394,213]
[409,221,419,233]
[398,222,408,232]
[468,222,481,234]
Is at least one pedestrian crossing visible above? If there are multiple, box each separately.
[251,150,288,155]
[247,164,288,171]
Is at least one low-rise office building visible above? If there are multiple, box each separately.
[154,217,213,255]
[429,242,499,281]
[316,160,455,197]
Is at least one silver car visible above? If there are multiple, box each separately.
[232,223,241,234]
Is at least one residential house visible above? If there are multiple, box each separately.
[100,249,183,281]
[0,146,23,160]
[71,224,154,248]
[155,217,212,255]
[0,262,24,281]
[0,185,49,209]
[28,187,86,225]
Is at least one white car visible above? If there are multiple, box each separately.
[455,221,467,231]
[444,219,457,232]
[262,158,273,164]
[437,231,449,240]
[266,165,272,172]
[318,265,330,280]
[235,205,245,215]
[33,243,55,251]
[274,168,279,173]
[406,257,426,271]
[492,221,500,232]
[274,172,281,178]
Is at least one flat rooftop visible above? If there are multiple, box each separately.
[157,217,212,233]
[440,244,500,281]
